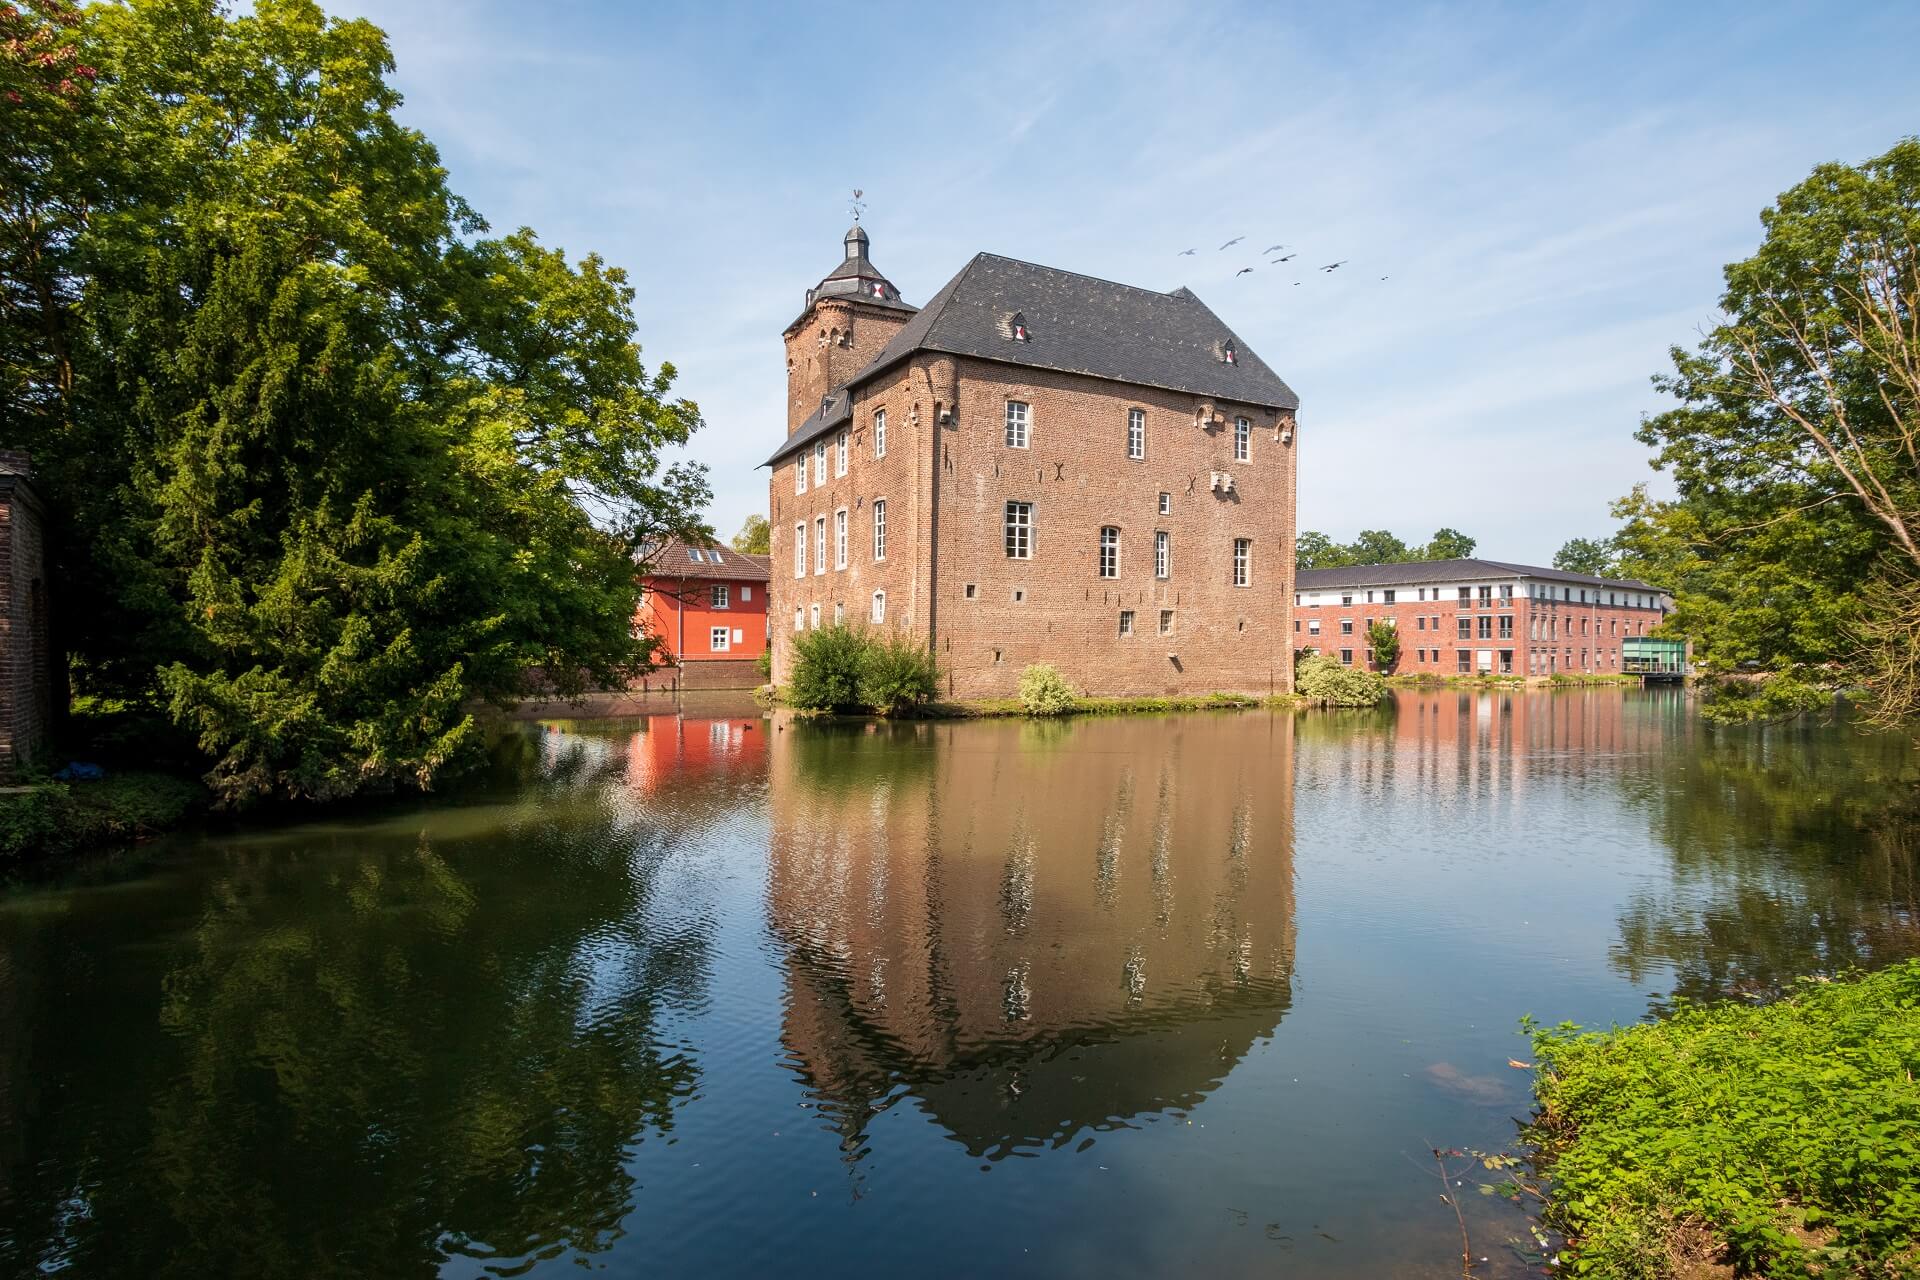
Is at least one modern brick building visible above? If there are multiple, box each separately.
[1294,559,1674,677]
[633,538,771,690]
[0,451,51,777]
[765,223,1300,699]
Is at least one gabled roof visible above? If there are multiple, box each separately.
[1296,558,1663,594]
[640,537,771,584]
[765,252,1298,467]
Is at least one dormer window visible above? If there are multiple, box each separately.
[687,548,704,563]
[1222,340,1237,365]
[1000,311,1030,342]
[871,281,886,298]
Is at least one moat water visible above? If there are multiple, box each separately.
[2,689,1916,1278]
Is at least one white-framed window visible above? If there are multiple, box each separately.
[814,441,826,485]
[872,498,887,560]
[810,602,820,628]
[874,409,887,458]
[871,590,886,623]
[687,547,704,563]
[1005,500,1032,559]
[1127,408,1145,460]
[793,523,806,577]
[835,429,848,477]
[1118,609,1135,637]
[834,508,847,569]
[709,626,730,652]
[1005,400,1030,449]
[1159,608,1173,635]
[796,456,806,494]
[793,606,804,631]
[814,517,826,575]
[1098,526,1119,578]
[1233,537,1251,587]
[1308,618,1321,635]
[1154,530,1169,579]
[1234,417,1251,462]
[710,584,729,609]
[741,586,751,601]
[834,602,844,625]
[1158,491,1171,516]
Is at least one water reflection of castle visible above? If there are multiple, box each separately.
[765,715,1297,1160]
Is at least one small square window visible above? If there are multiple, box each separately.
[1013,588,1025,602]
[964,583,977,599]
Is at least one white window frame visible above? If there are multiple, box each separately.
[793,607,804,632]
[710,584,729,609]
[1159,608,1173,635]
[1154,530,1169,580]
[1005,500,1032,559]
[793,523,806,577]
[1158,491,1172,516]
[709,626,730,652]
[1234,417,1251,462]
[1127,408,1145,460]
[1233,537,1251,588]
[814,441,826,485]
[872,498,887,561]
[741,585,751,602]
[874,409,887,458]
[835,430,848,477]
[1005,400,1030,449]
[834,508,848,570]
[871,590,886,623]
[1118,609,1135,637]
[814,517,826,576]
[809,602,820,628]
[795,456,806,494]
[1098,526,1119,579]
[834,602,845,625]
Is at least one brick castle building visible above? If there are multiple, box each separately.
[0,451,51,777]
[1295,559,1675,677]
[633,537,771,690]
[765,223,1299,698]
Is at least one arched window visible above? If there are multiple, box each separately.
[871,590,886,623]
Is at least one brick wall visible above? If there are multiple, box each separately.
[1295,590,1667,677]
[771,352,1297,699]
[0,455,50,777]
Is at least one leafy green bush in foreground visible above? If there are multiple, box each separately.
[1294,653,1387,707]
[787,624,939,715]
[1528,961,1920,1278]
[859,630,940,716]
[0,773,203,866]
[1017,663,1077,716]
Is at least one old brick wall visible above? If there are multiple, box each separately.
[0,454,50,777]
[1296,587,1669,677]
[782,297,914,436]
[929,359,1294,699]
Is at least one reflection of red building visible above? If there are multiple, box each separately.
[635,538,770,689]
[623,715,766,796]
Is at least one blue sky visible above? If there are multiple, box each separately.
[337,0,1920,564]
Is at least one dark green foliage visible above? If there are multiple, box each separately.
[3,0,710,806]
[731,515,771,554]
[1365,619,1400,673]
[1553,536,1617,577]
[858,630,939,716]
[0,773,202,866]
[1294,653,1387,706]
[787,625,870,712]
[1296,527,1478,569]
[1697,673,1833,725]
[1528,961,1920,1278]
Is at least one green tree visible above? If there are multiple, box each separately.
[1422,527,1477,560]
[731,514,771,554]
[7,0,711,803]
[1295,530,1342,569]
[1365,619,1400,673]
[1348,529,1412,564]
[1625,138,1920,723]
[1553,537,1616,576]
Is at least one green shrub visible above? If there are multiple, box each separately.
[1698,672,1832,724]
[1528,961,1920,1278]
[859,631,939,716]
[1294,653,1387,706]
[787,624,870,711]
[755,647,772,680]
[1018,663,1077,716]
[0,772,202,867]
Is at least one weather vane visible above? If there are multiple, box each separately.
[850,188,866,223]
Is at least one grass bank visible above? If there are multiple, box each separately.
[761,687,1301,718]
[0,772,204,870]
[1385,672,1641,689]
[1526,961,1920,1278]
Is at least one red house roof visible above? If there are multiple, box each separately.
[642,537,771,584]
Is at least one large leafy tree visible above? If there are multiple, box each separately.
[1553,536,1616,576]
[3,0,710,803]
[1623,138,1920,724]
[731,514,770,554]
[1295,527,1478,569]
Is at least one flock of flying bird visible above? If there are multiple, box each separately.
[1178,236,1387,285]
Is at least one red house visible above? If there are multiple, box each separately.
[635,538,771,689]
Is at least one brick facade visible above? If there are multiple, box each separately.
[768,230,1297,699]
[1295,560,1673,678]
[0,451,51,776]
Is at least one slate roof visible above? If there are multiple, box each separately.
[640,537,771,584]
[764,253,1298,467]
[1296,558,1663,594]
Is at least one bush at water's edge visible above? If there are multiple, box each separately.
[1295,653,1388,707]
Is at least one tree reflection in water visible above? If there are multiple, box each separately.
[0,737,714,1279]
